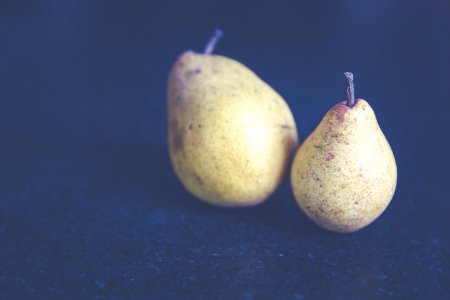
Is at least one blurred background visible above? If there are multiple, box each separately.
[0,0,449,298]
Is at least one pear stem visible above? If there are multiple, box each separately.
[344,72,355,108]
[204,29,224,54]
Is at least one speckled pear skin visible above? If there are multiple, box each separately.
[291,99,397,232]
[168,51,298,207]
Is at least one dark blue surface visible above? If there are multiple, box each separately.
[1,0,449,298]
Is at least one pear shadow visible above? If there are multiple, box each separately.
[80,136,331,237]
[79,137,204,211]
[249,180,334,237]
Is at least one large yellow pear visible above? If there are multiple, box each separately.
[168,31,298,207]
[291,73,397,232]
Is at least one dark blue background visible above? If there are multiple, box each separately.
[1,0,449,298]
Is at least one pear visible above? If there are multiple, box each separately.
[291,72,397,232]
[168,30,298,207]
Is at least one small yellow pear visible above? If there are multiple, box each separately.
[291,72,397,232]
[168,30,298,207]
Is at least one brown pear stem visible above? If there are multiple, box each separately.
[344,72,355,108]
[204,29,224,54]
